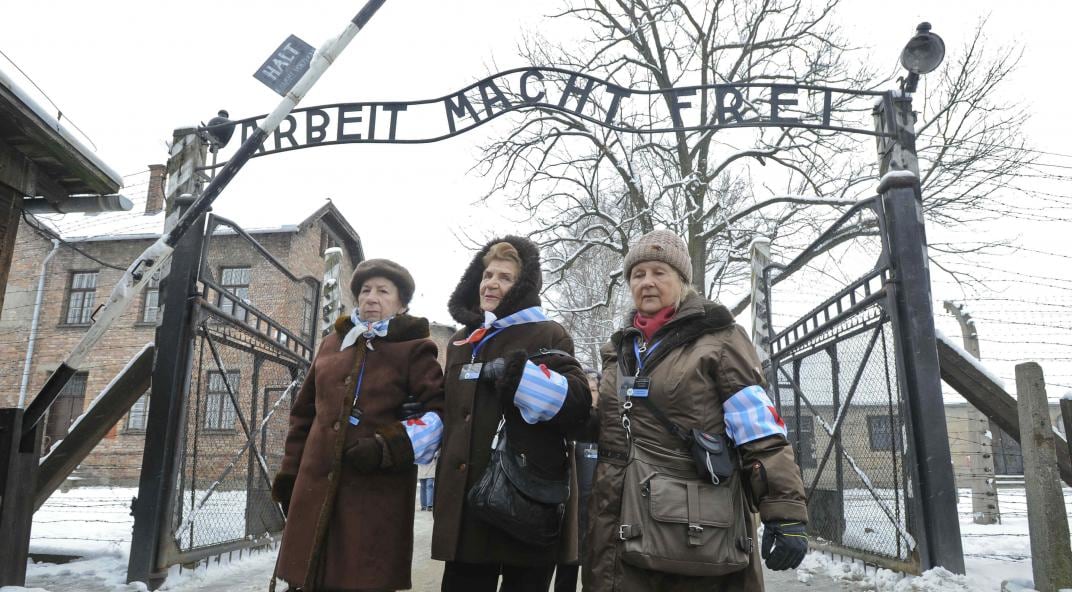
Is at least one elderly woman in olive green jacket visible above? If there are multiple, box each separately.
[583,230,809,592]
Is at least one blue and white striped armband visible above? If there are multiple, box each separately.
[723,385,787,444]
[403,412,443,465]
[513,360,568,424]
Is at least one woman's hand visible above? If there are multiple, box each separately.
[271,473,296,516]
[344,437,384,472]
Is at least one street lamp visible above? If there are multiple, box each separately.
[203,109,236,153]
[899,22,945,93]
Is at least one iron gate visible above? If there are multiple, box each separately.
[761,195,942,574]
[158,214,318,567]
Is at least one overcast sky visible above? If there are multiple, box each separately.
[3,0,1071,394]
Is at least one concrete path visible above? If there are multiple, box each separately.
[16,505,853,591]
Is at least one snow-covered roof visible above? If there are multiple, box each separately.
[31,177,338,243]
[0,64,122,196]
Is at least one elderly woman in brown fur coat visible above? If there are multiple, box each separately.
[271,259,445,591]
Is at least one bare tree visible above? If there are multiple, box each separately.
[477,0,1034,342]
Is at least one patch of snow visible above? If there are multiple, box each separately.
[936,329,1007,388]
[1063,390,1072,401]
[798,553,973,591]
[878,169,919,186]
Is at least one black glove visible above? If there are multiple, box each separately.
[396,395,424,420]
[480,358,506,382]
[761,520,808,570]
[271,473,296,517]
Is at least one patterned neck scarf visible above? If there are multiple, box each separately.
[341,311,391,351]
[633,306,676,342]
[452,306,549,346]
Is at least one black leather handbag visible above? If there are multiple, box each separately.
[466,422,571,547]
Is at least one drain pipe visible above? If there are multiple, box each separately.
[18,238,61,407]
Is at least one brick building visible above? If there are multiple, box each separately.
[0,165,376,485]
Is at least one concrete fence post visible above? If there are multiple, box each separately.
[1016,362,1072,592]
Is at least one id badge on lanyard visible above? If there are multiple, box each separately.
[623,337,660,399]
[618,376,651,398]
[458,327,507,381]
[459,363,483,381]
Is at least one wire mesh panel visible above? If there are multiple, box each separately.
[162,215,316,565]
[764,197,924,573]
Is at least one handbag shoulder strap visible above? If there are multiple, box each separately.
[639,396,691,444]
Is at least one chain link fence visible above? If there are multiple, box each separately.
[163,215,316,564]
[764,199,923,573]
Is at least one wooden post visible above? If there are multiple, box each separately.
[942,301,1001,524]
[1061,398,1072,466]
[1016,362,1072,592]
[0,408,41,586]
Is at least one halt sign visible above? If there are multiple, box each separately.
[254,35,315,96]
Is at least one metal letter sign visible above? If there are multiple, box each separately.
[212,66,895,166]
[254,35,316,97]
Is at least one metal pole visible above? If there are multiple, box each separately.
[829,344,845,545]
[127,128,206,587]
[245,356,262,537]
[17,239,60,407]
[749,238,772,362]
[20,0,389,443]
[874,92,965,574]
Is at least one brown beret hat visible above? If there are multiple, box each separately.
[349,258,415,305]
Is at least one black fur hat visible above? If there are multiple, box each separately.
[447,235,542,329]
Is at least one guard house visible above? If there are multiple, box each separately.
[0,66,126,313]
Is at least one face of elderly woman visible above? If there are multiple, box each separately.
[479,258,519,313]
[357,276,404,321]
[629,261,682,316]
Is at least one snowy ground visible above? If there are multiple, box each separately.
[1,485,1068,591]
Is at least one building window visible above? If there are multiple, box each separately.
[785,414,817,468]
[44,372,89,448]
[218,266,251,321]
[141,274,161,324]
[127,393,150,431]
[300,282,317,341]
[320,229,340,256]
[992,423,1024,475]
[867,415,903,451]
[204,371,240,430]
[64,271,99,325]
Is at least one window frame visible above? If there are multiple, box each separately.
[138,273,162,325]
[867,414,903,452]
[217,265,252,322]
[125,392,150,432]
[785,413,817,468]
[203,370,241,431]
[300,282,317,342]
[62,270,100,326]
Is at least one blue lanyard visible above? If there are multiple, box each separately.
[350,356,368,414]
[633,337,664,374]
[470,327,509,362]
